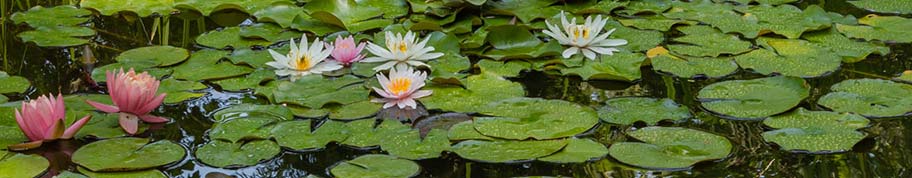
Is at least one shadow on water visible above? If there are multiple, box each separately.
[1,0,911,177]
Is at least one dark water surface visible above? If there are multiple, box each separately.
[2,0,911,177]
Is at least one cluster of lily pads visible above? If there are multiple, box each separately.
[2,0,912,177]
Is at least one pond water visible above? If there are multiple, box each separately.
[1,0,911,177]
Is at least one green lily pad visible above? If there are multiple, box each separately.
[16,27,95,47]
[327,101,381,120]
[482,25,562,60]
[474,98,599,140]
[77,167,166,178]
[423,72,525,113]
[618,15,690,32]
[213,69,276,91]
[329,154,420,178]
[598,97,691,125]
[339,119,382,148]
[697,76,810,120]
[195,139,281,168]
[238,23,303,42]
[895,71,912,83]
[609,127,732,170]
[302,0,399,32]
[196,27,272,49]
[80,0,175,16]
[762,108,870,153]
[0,72,30,94]
[604,21,664,52]
[271,120,350,151]
[381,128,450,160]
[557,52,646,82]
[618,0,672,15]
[174,0,287,16]
[849,0,912,14]
[476,60,530,78]
[486,0,560,23]
[836,14,912,43]
[0,125,26,149]
[665,0,762,38]
[116,46,189,67]
[447,121,494,141]
[803,28,890,63]
[227,46,291,69]
[209,117,278,143]
[158,78,207,104]
[252,3,306,28]
[72,138,185,171]
[212,104,294,122]
[10,5,94,47]
[171,49,254,81]
[91,61,173,82]
[273,75,369,109]
[651,52,738,78]
[571,0,627,14]
[735,37,841,78]
[0,151,48,178]
[538,138,608,163]
[62,94,112,112]
[818,79,912,118]
[76,113,148,139]
[55,171,88,178]
[735,4,832,39]
[667,25,752,57]
[452,139,568,163]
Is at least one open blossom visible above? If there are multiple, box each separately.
[86,68,168,135]
[543,11,628,60]
[329,35,366,66]
[371,65,432,109]
[363,31,444,71]
[14,94,91,145]
[267,34,342,81]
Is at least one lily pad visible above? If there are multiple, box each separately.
[227,46,291,69]
[195,139,281,168]
[818,79,912,118]
[0,151,48,178]
[476,60,530,78]
[849,0,912,14]
[91,61,173,82]
[618,15,690,31]
[697,76,810,120]
[209,117,278,143]
[72,138,185,171]
[77,167,166,178]
[735,4,832,39]
[452,139,568,163]
[604,21,664,52]
[76,113,149,138]
[327,101,381,120]
[273,75,369,109]
[271,120,350,151]
[486,0,560,23]
[538,138,609,163]
[734,37,841,78]
[665,0,763,38]
[80,0,175,16]
[423,72,525,113]
[836,14,912,43]
[667,25,752,57]
[158,78,207,104]
[762,108,870,153]
[381,128,450,160]
[598,97,691,125]
[474,98,599,140]
[447,121,494,141]
[618,0,672,15]
[896,70,912,83]
[482,25,562,60]
[339,119,383,148]
[171,49,254,81]
[0,72,30,94]
[16,27,95,47]
[174,0,288,16]
[329,154,420,178]
[212,104,294,122]
[213,69,276,91]
[803,28,890,63]
[557,52,646,81]
[116,46,189,67]
[608,127,732,170]
[11,5,94,47]
[651,50,739,78]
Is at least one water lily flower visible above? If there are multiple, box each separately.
[267,34,342,81]
[371,65,432,109]
[14,94,91,145]
[363,31,444,71]
[86,68,168,135]
[543,11,628,60]
[329,35,366,66]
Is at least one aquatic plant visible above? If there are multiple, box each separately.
[266,34,341,81]
[371,65,432,109]
[329,35,367,66]
[13,94,91,149]
[364,31,444,71]
[86,68,168,135]
[543,12,628,60]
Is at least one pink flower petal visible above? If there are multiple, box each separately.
[15,110,41,141]
[139,114,170,123]
[62,115,92,139]
[118,113,140,135]
[85,100,120,113]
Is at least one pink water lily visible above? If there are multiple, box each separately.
[14,94,91,147]
[86,68,169,135]
[371,65,432,109]
[329,35,366,66]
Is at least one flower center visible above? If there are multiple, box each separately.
[388,77,411,95]
[294,55,312,71]
[572,25,589,39]
[397,42,408,53]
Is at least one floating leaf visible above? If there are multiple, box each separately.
[91,61,173,82]
[538,138,609,163]
[55,171,88,178]
[476,60,530,78]
[327,101,381,120]
[483,25,562,60]
[447,121,494,141]
[195,139,281,168]
[651,50,738,79]
[618,15,689,32]
[158,78,207,104]
[209,117,278,143]
[17,26,95,47]
[667,25,752,57]
[273,75,369,109]
[423,72,525,113]
[76,113,148,139]
[171,49,254,81]
[72,138,185,171]
[213,69,276,91]
[252,5,306,28]
[609,127,732,170]
[302,0,401,32]
[571,0,627,14]
[452,139,568,163]
[849,0,912,14]
[762,108,870,153]
[818,79,912,118]
[0,151,48,178]
[227,46,291,69]
[557,52,646,81]
[77,167,166,178]
[339,119,383,148]
[382,128,450,160]
[486,0,560,23]
[803,28,889,63]
[116,46,189,67]
[895,70,912,83]
[271,120,349,150]
[598,97,691,125]
[80,0,175,16]
[665,0,763,38]
[698,76,810,120]
[735,38,841,78]
[836,14,912,43]
[174,0,288,16]
[604,21,664,52]
[212,104,294,122]
[330,154,420,178]
[475,98,599,140]
[735,4,832,39]
[618,0,672,15]
[11,6,94,47]
[0,71,30,94]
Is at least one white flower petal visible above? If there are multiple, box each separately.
[562,47,580,58]
[372,61,399,71]
[589,46,619,56]
[581,48,597,60]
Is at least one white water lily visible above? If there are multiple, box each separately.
[543,12,628,60]
[371,65,433,109]
[266,34,342,81]
[363,31,444,71]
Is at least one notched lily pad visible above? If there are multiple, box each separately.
[849,0,912,14]
[452,139,569,163]
[0,151,49,178]
[0,71,30,94]
[330,154,420,178]
[195,139,281,168]
[423,72,525,113]
[474,97,599,140]
[803,28,890,63]
[650,48,739,79]
[697,76,810,120]
[667,25,752,57]
[116,46,189,67]
[557,52,646,82]
[273,75,369,109]
[608,127,732,170]
[538,138,609,163]
[818,79,912,118]
[381,128,450,160]
[735,38,841,78]
[762,108,870,153]
[836,14,912,43]
[72,138,185,171]
[271,120,350,151]
[598,97,691,125]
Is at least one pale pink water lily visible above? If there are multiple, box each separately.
[14,94,91,147]
[363,31,444,71]
[267,34,342,81]
[86,68,169,135]
[329,35,366,66]
[543,11,627,60]
[371,65,432,109]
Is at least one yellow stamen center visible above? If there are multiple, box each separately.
[398,42,408,53]
[295,56,312,71]
[388,77,411,95]
[571,25,589,39]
